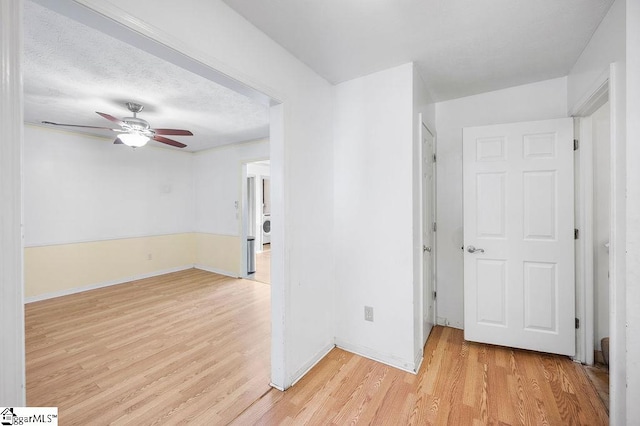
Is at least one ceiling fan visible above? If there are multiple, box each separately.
[42,102,192,148]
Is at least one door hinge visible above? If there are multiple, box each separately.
[574,228,579,240]
[574,139,579,151]
[432,222,437,232]
[433,291,437,300]
[575,318,580,329]
[433,153,437,163]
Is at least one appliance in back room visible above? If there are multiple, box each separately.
[262,177,271,245]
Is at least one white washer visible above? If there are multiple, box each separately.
[262,214,271,244]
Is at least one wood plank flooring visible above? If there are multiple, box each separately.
[27,269,607,425]
[234,327,608,425]
[253,244,271,284]
[26,269,271,425]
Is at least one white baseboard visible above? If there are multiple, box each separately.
[24,265,194,303]
[414,350,424,374]
[269,382,285,392]
[193,264,240,278]
[335,339,417,374]
[289,342,336,388]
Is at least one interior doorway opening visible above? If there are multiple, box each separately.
[575,97,612,411]
[17,0,287,414]
[243,160,272,284]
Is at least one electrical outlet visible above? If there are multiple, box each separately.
[364,306,374,322]
[147,253,152,261]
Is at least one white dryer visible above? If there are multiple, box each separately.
[262,214,271,244]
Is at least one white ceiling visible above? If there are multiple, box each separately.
[23,1,270,152]
[222,0,614,101]
[24,0,614,151]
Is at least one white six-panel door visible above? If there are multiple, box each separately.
[463,118,575,356]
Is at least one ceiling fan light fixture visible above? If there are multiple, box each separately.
[118,132,150,147]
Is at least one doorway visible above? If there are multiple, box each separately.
[243,160,272,284]
[576,99,611,410]
[12,0,287,407]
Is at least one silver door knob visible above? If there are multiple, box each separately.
[467,245,484,253]
[423,245,431,253]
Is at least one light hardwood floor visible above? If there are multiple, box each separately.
[27,270,607,425]
[235,326,608,425]
[26,269,271,425]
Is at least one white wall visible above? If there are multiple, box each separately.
[567,0,626,114]
[193,139,268,236]
[625,0,640,421]
[24,125,194,246]
[592,102,610,352]
[23,125,197,299]
[567,1,627,421]
[333,63,417,371]
[72,0,336,388]
[435,77,568,329]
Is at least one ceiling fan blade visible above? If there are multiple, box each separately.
[96,112,125,126]
[113,138,123,144]
[153,128,194,136]
[153,135,187,148]
[42,121,118,131]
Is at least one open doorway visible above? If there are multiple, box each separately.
[243,160,272,284]
[16,0,282,420]
[577,100,611,410]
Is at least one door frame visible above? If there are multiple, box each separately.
[9,0,290,396]
[572,73,608,365]
[418,114,437,345]
[570,62,624,420]
[241,158,270,279]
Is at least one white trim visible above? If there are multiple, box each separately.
[0,0,25,406]
[582,118,595,366]
[269,103,286,389]
[24,231,198,249]
[269,383,285,392]
[418,113,426,348]
[25,266,193,303]
[572,73,610,366]
[335,339,418,374]
[574,116,595,365]
[608,61,626,424]
[570,68,610,117]
[193,264,240,279]
[289,342,335,387]
[432,132,438,328]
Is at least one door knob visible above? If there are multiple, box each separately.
[467,245,484,253]
[423,245,431,253]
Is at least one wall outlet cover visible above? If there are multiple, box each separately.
[365,306,374,322]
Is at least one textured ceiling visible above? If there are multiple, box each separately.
[223,0,614,101]
[23,1,270,152]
